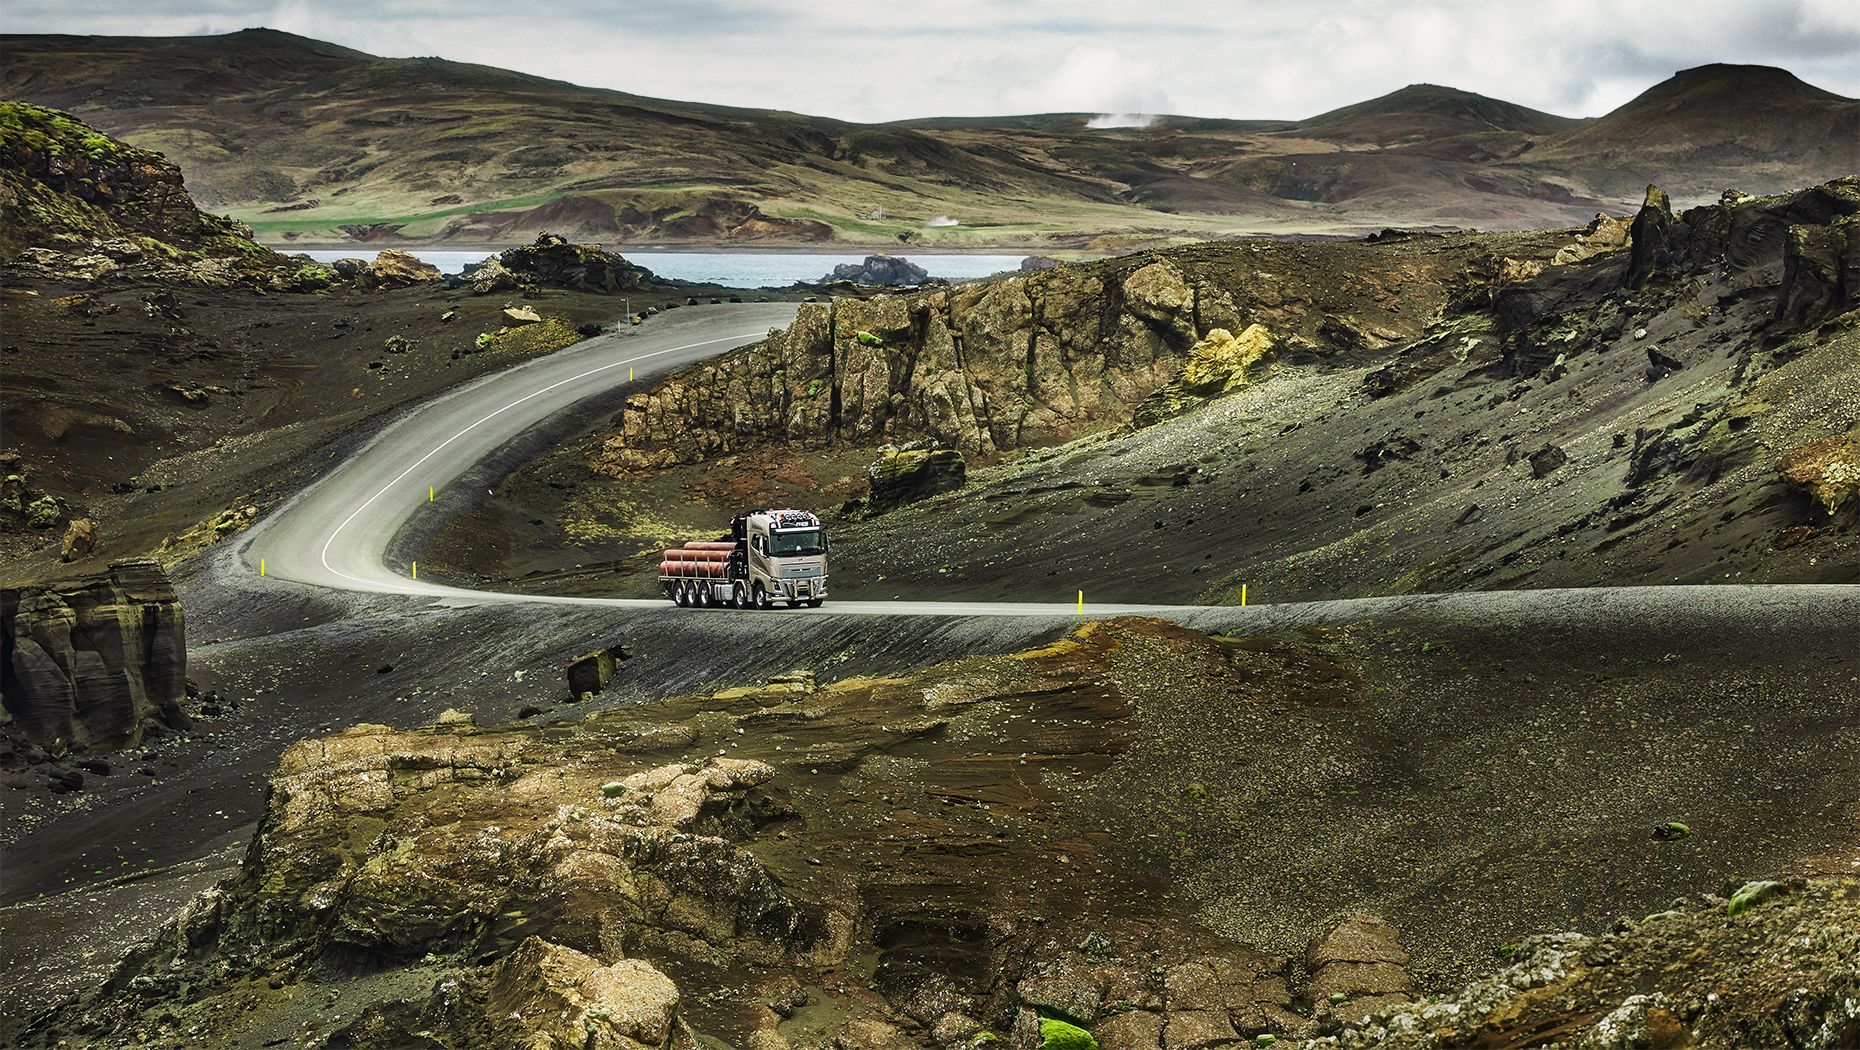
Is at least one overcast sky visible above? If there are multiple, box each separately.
[8,0,1859,122]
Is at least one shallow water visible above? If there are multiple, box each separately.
[296,249,1028,287]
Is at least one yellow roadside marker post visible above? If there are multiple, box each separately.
[629,367,634,381]
[259,558,265,577]
[1242,584,1247,606]
[1077,590,1083,614]
[429,486,434,502]
[412,562,418,580]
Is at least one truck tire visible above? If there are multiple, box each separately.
[673,580,688,607]
[732,582,749,609]
[752,583,770,610]
[806,598,824,608]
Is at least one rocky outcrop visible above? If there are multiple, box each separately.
[611,196,834,243]
[597,256,1247,469]
[1622,177,1860,301]
[1132,324,1274,426]
[1310,877,1860,1049]
[357,248,442,288]
[820,254,932,286]
[465,232,656,296]
[332,937,696,1050]
[861,443,967,515]
[1551,211,1631,265]
[28,618,1860,1048]
[1,559,187,754]
[1775,213,1860,329]
[0,101,290,282]
[1305,913,1414,1024]
[1623,185,1678,288]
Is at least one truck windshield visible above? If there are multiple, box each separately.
[769,528,826,556]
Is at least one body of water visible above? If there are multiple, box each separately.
[296,249,1030,288]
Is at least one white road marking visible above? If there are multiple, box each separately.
[316,332,764,593]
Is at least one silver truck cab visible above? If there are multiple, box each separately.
[740,508,828,607]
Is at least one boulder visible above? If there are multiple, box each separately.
[1779,431,1859,520]
[484,938,686,1050]
[1529,444,1569,479]
[567,644,628,698]
[1122,261,1194,328]
[502,304,543,326]
[1135,325,1274,426]
[821,255,932,287]
[865,445,966,515]
[360,249,443,288]
[1552,213,1632,266]
[58,516,97,562]
[470,233,656,296]
[1,559,189,753]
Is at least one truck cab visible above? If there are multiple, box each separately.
[738,509,828,607]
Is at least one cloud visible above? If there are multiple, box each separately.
[1001,44,1174,116]
[3,0,1857,122]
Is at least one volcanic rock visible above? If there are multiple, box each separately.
[596,255,1248,468]
[864,444,967,515]
[1134,324,1274,425]
[467,232,655,296]
[566,643,628,698]
[359,248,443,288]
[821,255,931,286]
[1305,913,1414,1023]
[1,559,188,753]
[1774,213,1860,330]
[0,101,290,280]
[1779,431,1859,520]
[57,516,97,562]
[1551,212,1632,265]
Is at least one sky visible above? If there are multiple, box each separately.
[7,0,1860,123]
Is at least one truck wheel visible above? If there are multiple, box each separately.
[673,581,688,607]
[806,598,824,608]
[696,581,712,607]
[732,582,749,609]
[752,583,770,609]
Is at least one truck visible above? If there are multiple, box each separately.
[657,508,829,608]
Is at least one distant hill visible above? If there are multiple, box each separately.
[1530,64,1860,199]
[2,31,1854,248]
[1301,83,1581,141]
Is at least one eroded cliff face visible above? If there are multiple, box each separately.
[1,559,187,754]
[593,241,1463,473]
[28,613,1860,1049]
[0,101,289,284]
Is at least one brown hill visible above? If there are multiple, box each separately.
[2,32,1854,247]
[1529,63,1860,201]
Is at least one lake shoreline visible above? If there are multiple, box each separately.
[288,248,1046,287]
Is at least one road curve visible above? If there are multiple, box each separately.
[241,302,1191,617]
[241,303,1858,623]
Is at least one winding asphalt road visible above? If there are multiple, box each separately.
[241,303,1857,626]
[242,302,1207,617]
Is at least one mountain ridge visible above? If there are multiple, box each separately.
[2,30,1853,248]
